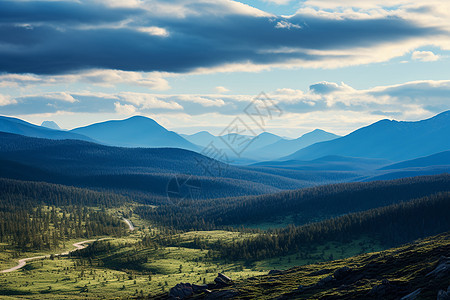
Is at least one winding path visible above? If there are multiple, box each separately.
[0,218,135,274]
[0,239,99,274]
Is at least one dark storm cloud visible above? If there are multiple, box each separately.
[0,1,140,25]
[0,1,443,75]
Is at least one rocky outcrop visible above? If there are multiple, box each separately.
[168,274,234,299]
[168,283,194,300]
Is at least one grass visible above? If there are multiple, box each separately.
[187,232,450,299]
[2,209,442,300]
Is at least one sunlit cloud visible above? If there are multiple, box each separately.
[411,50,440,62]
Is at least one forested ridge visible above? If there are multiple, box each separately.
[0,178,129,251]
[217,192,450,260]
[135,174,450,230]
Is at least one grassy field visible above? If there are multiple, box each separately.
[0,210,389,300]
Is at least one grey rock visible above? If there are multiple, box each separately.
[192,284,208,293]
[214,273,233,287]
[268,269,283,275]
[169,283,194,300]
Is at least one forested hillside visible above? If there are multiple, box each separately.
[219,192,450,260]
[135,174,450,230]
[0,178,129,251]
[0,132,358,198]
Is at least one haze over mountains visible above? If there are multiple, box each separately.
[0,111,449,168]
[284,111,450,162]
[71,116,199,151]
[0,116,93,142]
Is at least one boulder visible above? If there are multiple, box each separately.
[169,283,194,300]
[214,273,233,287]
[192,284,209,293]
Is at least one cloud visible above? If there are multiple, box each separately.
[114,102,137,115]
[309,81,353,94]
[0,94,16,106]
[263,0,292,4]
[1,80,448,120]
[215,86,230,93]
[117,92,184,110]
[2,79,449,136]
[0,70,170,90]
[411,50,440,61]
[0,0,446,75]
[275,21,301,29]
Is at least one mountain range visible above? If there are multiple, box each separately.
[0,111,449,165]
[284,111,450,162]
[0,116,93,142]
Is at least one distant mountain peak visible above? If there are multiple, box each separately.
[41,121,61,130]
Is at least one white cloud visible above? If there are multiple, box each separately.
[137,26,169,37]
[44,92,77,103]
[263,0,292,4]
[215,86,230,93]
[0,94,16,106]
[0,70,170,90]
[118,92,184,110]
[114,102,137,115]
[411,50,440,62]
[275,20,301,29]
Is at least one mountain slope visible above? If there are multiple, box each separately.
[284,111,450,161]
[71,116,199,150]
[182,232,450,300]
[252,155,391,171]
[0,132,337,199]
[41,120,61,130]
[381,150,450,170]
[0,115,93,142]
[254,129,340,160]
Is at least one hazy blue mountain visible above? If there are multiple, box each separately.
[246,132,283,151]
[71,116,199,150]
[0,132,346,199]
[380,150,450,170]
[181,131,216,148]
[41,120,61,130]
[0,115,93,142]
[253,155,391,171]
[249,129,340,160]
[284,111,450,162]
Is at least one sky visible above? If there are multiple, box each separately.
[0,0,449,138]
